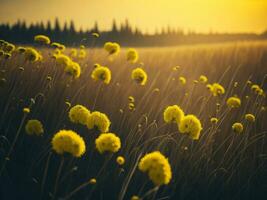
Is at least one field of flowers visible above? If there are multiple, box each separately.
[0,36,267,200]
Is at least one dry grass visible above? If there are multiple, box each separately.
[0,41,267,200]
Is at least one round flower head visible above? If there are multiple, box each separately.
[25,47,41,62]
[131,196,140,200]
[199,75,208,83]
[25,119,44,136]
[87,111,111,132]
[127,48,139,63]
[64,61,81,79]
[245,114,255,122]
[104,42,120,55]
[138,151,172,186]
[131,68,147,86]
[179,77,186,85]
[89,178,97,184]
[128,96,135,103]
[210,83,225,96]
[91,65,111,84]
[232,122,243,133]
[17,46,26,53]
[34,35,51,45]
[78,49,86,59]
[55,54,72,67]
[163,105,184,124]
[210,117,218,124]
[69,48,77,57]
[95,133,121,153]
[178,114,202,140]
[51,42,65,51]
[116,156,125,165]
[92,32,100,38]
[51,130,86,157]
[3,43,15,52]
[227,96,241,108]
[69,105,91,126]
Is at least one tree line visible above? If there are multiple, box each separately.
[0,18,266,47]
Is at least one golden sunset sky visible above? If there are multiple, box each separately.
[0,0,266,33]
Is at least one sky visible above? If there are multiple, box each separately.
[0,0,266,34]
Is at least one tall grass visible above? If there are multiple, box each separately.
[0,41,267,200]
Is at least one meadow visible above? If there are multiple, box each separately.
[0,38,267,200]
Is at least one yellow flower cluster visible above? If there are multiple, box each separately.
[245,114,255,122]
[138,151,172,185]
[52,130,86,157]
[199,75,208,83]
[87,111,111,133]
[163,105,184,124]
[34,35,51,45]
[25,119,44,136]
[64,61,81,79]
[178,115,203,140]
[95,133,121,153]
[25,47,42,62]
[69,105,91,126]
[126,48,139,63]
[116,156,125,165]
[131,67,147,86]
[207,83,225,96]
[227,96,241,108]
[251,84,265,96]
[179,76,186,85]
[104,42,120,55]
[232,122,244,133]
[91,65,111,84]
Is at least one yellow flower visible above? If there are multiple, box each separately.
[210,117,218,124]
[138,151,172,186]
[87,111,111,132]
[64,61,81,79]
[51,42,65,51]
[116,156,125,165]
[172,66,180,71]
[91,65,111,84]
[163,105,184,124]
[245,114,255,122]
[199,75,208,83]
[89,178,97,184]
[209,83,225,96]
[17,46,26,53]
[51,130,86,157]
[131,68,147,86]
[128,103,135,111]
[55,54,72,67]
[92,32,100,38]
[226,96,241,108]
[95,133,121,153]
[69,105,91,126]
[178,115,202,140]
[69,48,77,57]
[131,196,140,200]
[179,76,186,85]
[232,122,243,133]
[25,119,44,136]
[25,47,41,62]
[23,107,30,113]
[78,49,86,59]
[34,35,51,45]
[126,48,139,63]
[104,42,120,55]
[128,96,135,103]
[3,42,15,52]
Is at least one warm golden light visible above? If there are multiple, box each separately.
[0,0,266,33]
